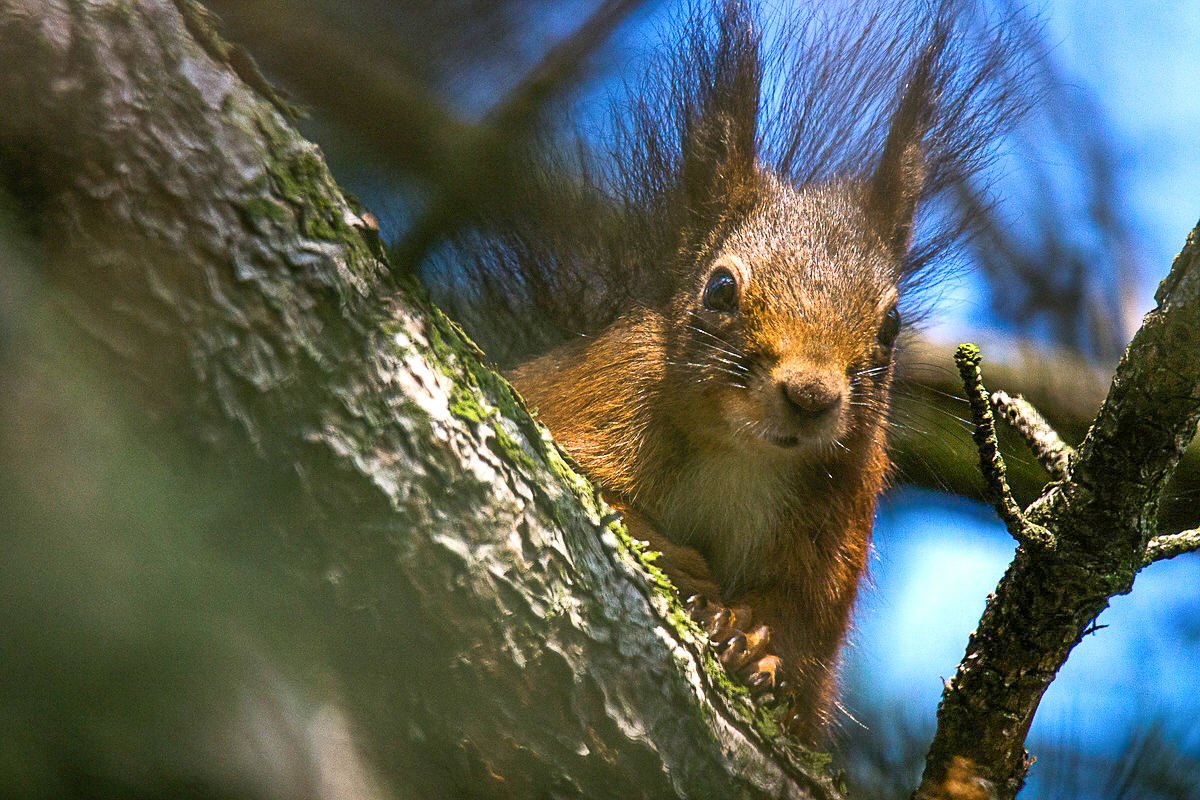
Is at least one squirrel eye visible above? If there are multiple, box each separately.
[877,306,901,347]
[702,268,739,313]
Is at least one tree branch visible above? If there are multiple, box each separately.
[953,344,1054,549]
[891,334,1200,533]
[990,389,1074,481]
[201,0,646,271]
[917,224,1200,798]
[1144,529,1200,566]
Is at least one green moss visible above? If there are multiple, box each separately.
[416,307,558,485]
[162,1,397,342]
[100,1,137,23]
[236,195,292,233]
[175,0,232,62]
[604,511,677,598]
[487,427,539,478]
[247,113,341,237]
[447,385,490,426]
[262,146,347,243]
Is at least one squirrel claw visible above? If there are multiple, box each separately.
[704,608,734,645]
[687,596,735,644]
[720,624,770,670]
[743,624,770,658]
[720,632,750,668]
[728,605,753,629]
[742,655,782,695]
[685,596,787,700]
[685,595,725,639]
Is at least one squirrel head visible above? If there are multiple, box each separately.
[663,173,912,460]
[660,56,928,461]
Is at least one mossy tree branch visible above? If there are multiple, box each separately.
[917,225,1200,799]
[891,334,1200,542]
[952,345,1054,549]
[1144,529,1200,565]
[0,1,837,797]
[990,389,1075,481]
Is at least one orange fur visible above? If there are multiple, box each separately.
[507,178,906,741]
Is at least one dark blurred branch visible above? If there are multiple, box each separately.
[203,0,647,270]
[397,0,647,269]
[199,0,484,190]
[487,0,644,132]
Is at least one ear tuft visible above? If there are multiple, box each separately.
[868,139,926,258]
[677,0,762,229]
[867,41,939,259]
[681,108,757,221]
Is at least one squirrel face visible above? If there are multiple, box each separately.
[667,175,902,461]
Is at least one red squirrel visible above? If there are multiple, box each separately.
[439,0,1021,743]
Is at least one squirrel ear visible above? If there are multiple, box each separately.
[677,0,762,229]
[867,139,926,259]
[867,46,937,260]
[681,107,758,226]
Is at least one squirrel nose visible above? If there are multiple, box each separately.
[780,376,842,419]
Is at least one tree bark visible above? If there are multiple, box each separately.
[0,1,838,798]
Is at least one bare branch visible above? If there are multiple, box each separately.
[397,0,649,267]
[953,344,1054,549]
[990,389,1074,481]
[1144,529,1200,566]
[892,334,1200,535]
[919,223,1200,799]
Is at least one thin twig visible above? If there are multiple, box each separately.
[990,389,1074,481]
[955,344,1055,549]
[1144,528,1200,566]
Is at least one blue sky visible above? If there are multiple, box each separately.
[1048,0,1200,300]
[957,0,1200,339]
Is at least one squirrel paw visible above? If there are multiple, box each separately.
[685,595,780,695]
